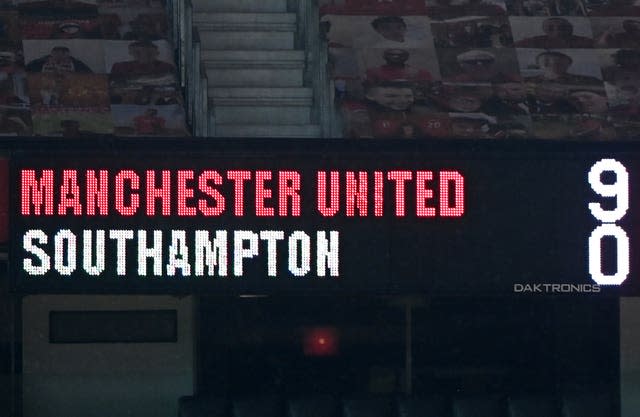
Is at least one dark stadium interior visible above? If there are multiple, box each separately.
[191,295,620,416]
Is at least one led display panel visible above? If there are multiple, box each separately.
[10,142,640,296]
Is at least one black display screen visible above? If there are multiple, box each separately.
[9,140,640,296]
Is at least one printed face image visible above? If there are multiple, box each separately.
[591,18,640,47]
[451,118,488,137]
[534,83,567,101]
[383,49,410,65]
[543,18,574,38]
[569,90,608,113]
[129,44,158,63]
[495,83,527,100]
[375,20,407,42]
[441,48,520,83]
[447,94,484,112]
[440,84,492,113]
[366,86,414,110]
[538,53,572,75]
[432,16,512,48]
[50,47,71,63]
[23,39,105,73]
[458,56,497,80]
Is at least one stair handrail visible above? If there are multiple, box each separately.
[185,14,210,136]
[192,27,210,137]
[201,63,210,137]
[297,0,338,138]
[183,0,193,126]
[185,0,194,90]
[168,0,178,50]
[167,0,186,87]
[190,26,199,134]
[169,0,208,136]
[177,0,192,89]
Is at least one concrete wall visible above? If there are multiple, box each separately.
[621,297,640,417]
[22,295,195,417]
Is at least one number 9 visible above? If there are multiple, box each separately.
[588,159,629,223]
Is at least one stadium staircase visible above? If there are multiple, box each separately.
[189,0,335,137]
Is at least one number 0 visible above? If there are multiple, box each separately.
[589,224,629,285]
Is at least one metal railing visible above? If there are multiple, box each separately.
[188,27,210,137]
[170,0,190,89]
[296,0,340,137]
[169,0,210,136]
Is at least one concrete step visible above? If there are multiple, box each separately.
[215,124,321,138]
[209,87,313,106]
[199,30,294,50]
[193,12,296,32]
[203,51,305,87]
[191,0,287,13]
[196,14,296,50]
[215,105,311,124]
[205,67,303,87]
[201,50,304,68]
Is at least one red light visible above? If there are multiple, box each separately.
[303,327,339,356]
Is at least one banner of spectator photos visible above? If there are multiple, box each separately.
[0,0,188,137]
[321,0,640,139]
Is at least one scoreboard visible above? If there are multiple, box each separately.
[8,140,640,296]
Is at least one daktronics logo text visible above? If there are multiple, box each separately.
[513,284,602,293]
[18,168,465,279]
